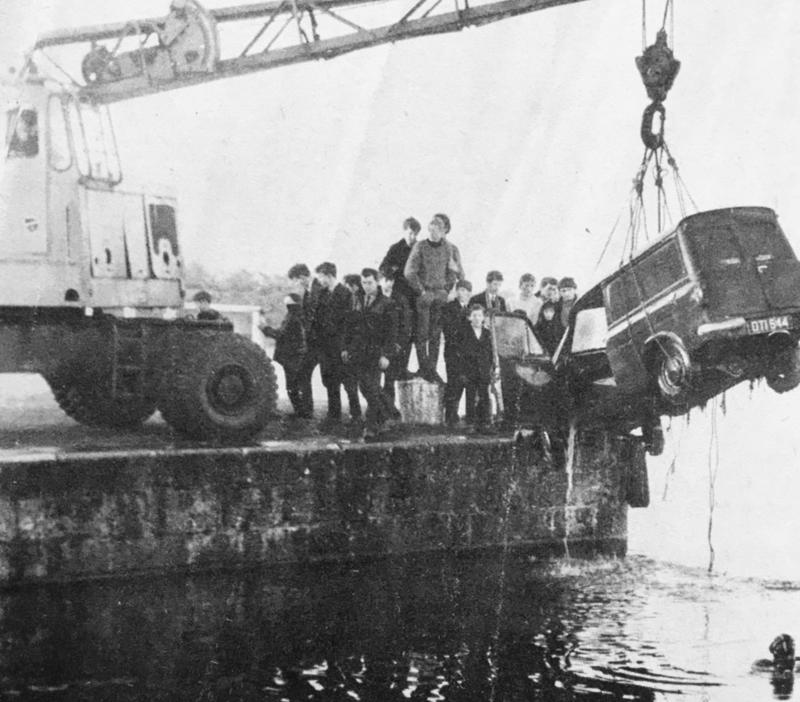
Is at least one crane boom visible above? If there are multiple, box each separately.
[30,0,589,103]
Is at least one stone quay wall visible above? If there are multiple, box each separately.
[0,431,646,585]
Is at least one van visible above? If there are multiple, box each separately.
[599,206,800,411]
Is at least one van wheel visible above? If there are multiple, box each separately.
[650,339,692,407]
[765,345,800,394]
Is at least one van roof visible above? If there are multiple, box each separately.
[597,206,778,286]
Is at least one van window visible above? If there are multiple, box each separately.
[637,240,687,299]
[572,308,607,353]
[686,226,742,270]
[493,315,545,358]
[606,270,639,322]
[606,240,686,322]
[736,220,793,260]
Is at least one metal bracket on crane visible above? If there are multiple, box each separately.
[79,0,219,89]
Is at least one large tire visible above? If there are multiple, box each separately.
[765,345,800,394]
[158,333,277,442]
[47,374,156,429]
[649,338,693,408]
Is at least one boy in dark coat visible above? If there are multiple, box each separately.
[442,279,473,425]
[343,268,398,441]
[314,262,361,424]
[379,269,412,412]
[470,270,507,314]
[534,301,565,356]
[462,303,494,430]
[260,294,307,416]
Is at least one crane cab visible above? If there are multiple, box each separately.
[1,78,183,311]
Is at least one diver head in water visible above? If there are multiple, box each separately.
[770,634,796,670]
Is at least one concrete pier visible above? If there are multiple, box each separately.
[0,430,647,585]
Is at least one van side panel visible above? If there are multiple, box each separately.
[604,238,696,393]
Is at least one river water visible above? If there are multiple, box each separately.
[2,553,798,701]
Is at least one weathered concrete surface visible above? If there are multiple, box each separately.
[0,430,646,585]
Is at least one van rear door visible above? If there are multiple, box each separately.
[735,213,800,309]
[683,208,800,316]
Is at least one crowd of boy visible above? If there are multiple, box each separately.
[257,213,578,441]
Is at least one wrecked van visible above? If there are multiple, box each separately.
[601,206,800,411]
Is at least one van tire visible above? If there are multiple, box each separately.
[765,345,800,394]
[649,338,693,407]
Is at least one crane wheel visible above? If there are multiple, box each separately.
[158,333,277,443]
[47,374,156,429]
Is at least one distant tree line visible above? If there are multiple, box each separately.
[183,261,288,325]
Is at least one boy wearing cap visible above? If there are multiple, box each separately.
[403,213,464,382]
[558,277,578,327]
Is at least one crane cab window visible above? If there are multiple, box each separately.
[6,108,38,158]
[66,97,121,183]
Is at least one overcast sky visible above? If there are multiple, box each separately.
[2,0,799,287]
[3,0,800,577]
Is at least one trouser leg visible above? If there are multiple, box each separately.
[415,296,432,372]
[284,366,303,415]
[344,372,362,419]
[475,383,491,426]
[295,350,318,417]
[358,365,388,433]
[428,295,446,373]
[321,353,343,420]
[444,359,464,424]
[465,381,477,424]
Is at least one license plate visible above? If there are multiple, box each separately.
[748,316,790,334]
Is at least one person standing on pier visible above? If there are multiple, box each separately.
[404,213,464,383]
[379,269,412,413]
[288,263,320,419]
[314,262,362,426]
[344,268,398,441]
[259,294,307,416]
[461,303,494,432]
[442,279,473,426]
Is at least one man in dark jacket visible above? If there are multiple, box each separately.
[442,279,473,425]
[288,263,320,418]
[462,303,494,431]
[470,270,507,314]
[260,294,306,416]
[314,262,361,424]
[379,269,412,412]
[344,268,398,441]
[380,217,421,377]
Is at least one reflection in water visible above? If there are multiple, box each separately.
[0,555,797,700]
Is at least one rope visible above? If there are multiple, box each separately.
[707,397,720,573]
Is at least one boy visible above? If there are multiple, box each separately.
[193,290,222,321]
[260,294,307,416]
[461,303,494,431]
[442,279,473,426]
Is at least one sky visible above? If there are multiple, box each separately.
[2,0,800,286]
[2,0,800,578]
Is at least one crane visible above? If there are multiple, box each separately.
[0,0,587,441]
[29,0,588,102]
